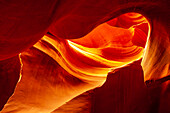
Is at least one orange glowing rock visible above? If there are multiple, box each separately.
[1,12,151,113]
[0,0,169,112]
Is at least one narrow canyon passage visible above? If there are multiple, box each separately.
[0,0,169,113]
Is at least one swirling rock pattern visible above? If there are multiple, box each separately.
[0,0,169,113]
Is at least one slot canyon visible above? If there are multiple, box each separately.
[0,0,169,113]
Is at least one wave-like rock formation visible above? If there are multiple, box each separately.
[0,0,169,113]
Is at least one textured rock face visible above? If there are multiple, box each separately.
[0,0,169,113]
